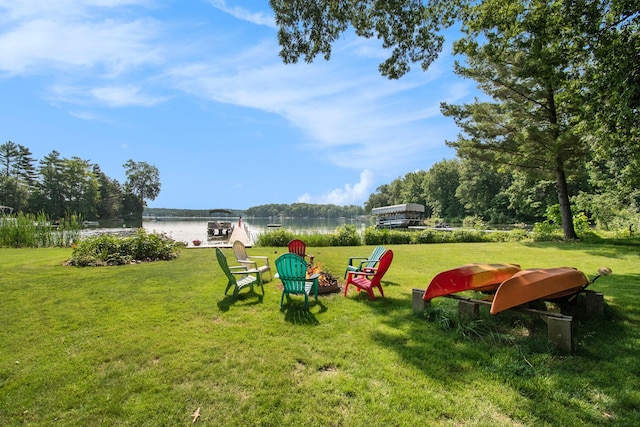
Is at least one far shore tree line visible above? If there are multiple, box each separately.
[0,141,160,222]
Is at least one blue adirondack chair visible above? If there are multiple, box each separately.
[216,248,264,299]
[275,253,319,309]
[344,245,386,278]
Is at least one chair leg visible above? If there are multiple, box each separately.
[280,291,286,309]
[343,282,350,296]
[377,285,384,298]
[367,289,375,301]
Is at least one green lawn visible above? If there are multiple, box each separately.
[1,242,639,426]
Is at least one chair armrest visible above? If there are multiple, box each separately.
[248,255,270,265]
[348,268,377,278]
[307,273,320,280]
[357,259,376,269]
[238,260,258,269]
[347,256,367,266]
[229,265,248,271]
[231,268,261,276]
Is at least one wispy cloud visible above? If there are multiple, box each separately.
[0,1,162,77]
[298,170,376,205]
[165,35,471,177]
[205,0,276,28]
[90,85,168,107]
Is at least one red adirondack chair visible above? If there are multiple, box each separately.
[287,239,314,265]
[344,250,394,301]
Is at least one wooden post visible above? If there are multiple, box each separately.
[547,316,573,354]
[412,288,427,313]
[458,300,479,320]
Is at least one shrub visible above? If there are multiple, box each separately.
[66,229,180,266]
[328,224,361,246]
[532,221,563,241]
[255,228,295,246]
[462,215,487,230]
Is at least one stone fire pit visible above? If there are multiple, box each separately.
[307,264,341,294]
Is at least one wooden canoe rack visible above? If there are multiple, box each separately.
[412,288,604,354]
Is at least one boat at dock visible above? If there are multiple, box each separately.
[423,263,521,301]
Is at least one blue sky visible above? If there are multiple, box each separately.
[0,0,478,210]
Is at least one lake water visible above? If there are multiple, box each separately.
[142,217,372,244]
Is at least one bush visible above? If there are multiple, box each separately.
[462,215,487,230]
[66,229,180,266]
[255,229,296,246]
[328,224,361,246]
[532,221,563,241]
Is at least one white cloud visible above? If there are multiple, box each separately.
[165,35,469,177]
[206,0,276,28]
[0,14,163,77]
[90,85,167,107]
[297,170,376,205]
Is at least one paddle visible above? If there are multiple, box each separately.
[566,266,612,302]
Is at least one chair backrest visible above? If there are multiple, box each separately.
[216,248,235,282]
[287,239,307,257]
[365,246,386,269]
[275,253,308,293]
[370,250,393,285]
[232,240,249,261]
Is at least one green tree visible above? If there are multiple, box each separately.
[423,159,464,220]
[0,142,35,211]
[36,150,66,218]
[456,160,514,224]
[93,164,123,220]
[440,0,598,239]
[123,160,161,219]
[270,0,454,79]
[0,141,19,177]
[400,171,428,207]
[63,157,99,219]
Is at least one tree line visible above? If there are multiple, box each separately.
[0,141,161,221]
[271,0,639,238]
[244,203,365,219]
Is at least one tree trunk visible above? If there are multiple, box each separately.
[555,166,578,240]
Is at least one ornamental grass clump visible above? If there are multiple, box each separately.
[66,229,181,266]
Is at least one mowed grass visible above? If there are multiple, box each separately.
[1,242,639,426]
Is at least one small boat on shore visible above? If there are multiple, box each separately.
[423,263,521,301]
[490,267,590,314]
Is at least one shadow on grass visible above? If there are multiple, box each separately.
[359,273,640,425]
[281,300,328,325]
[521,239,640,259]
[216,289,264,312]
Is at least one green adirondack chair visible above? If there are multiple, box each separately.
[275,253,319,310]
[216,248,264,299]
[344,245,386,278]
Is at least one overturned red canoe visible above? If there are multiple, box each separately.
[423,263,521,301]
[490,267,590,315]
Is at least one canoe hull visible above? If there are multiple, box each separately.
[490,267,590,315]
[423,263,521,301]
